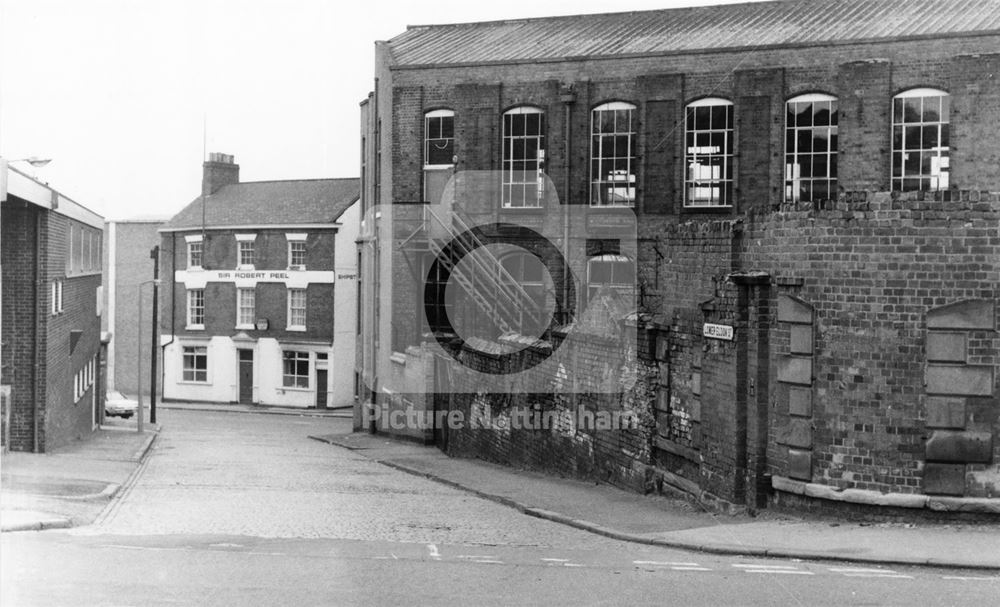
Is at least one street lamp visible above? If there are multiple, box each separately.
[8,157,53,168]
[136,278,161,433]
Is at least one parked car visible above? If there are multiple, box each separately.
[105,395,137,419]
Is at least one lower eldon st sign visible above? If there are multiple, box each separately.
[703,323,734,341]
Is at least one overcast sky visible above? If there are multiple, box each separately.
[1,0,752,220]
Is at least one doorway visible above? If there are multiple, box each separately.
[238,350,254,404]
[315,368,328,408]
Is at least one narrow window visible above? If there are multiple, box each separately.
[187,289,205,328]
[785,94,838,203]
[587,254,635,302]
[892,88,950,192]
[684,98,734,207]
[182,346,208,382]
[282,351,310,388]
[499,251,550,337]
[238,241,254,268]
[591,102,637,206]
[502,106,546,208]
[188,241,203,269]
[287,288,307,330]
[424,109,455,204]
[237,288,255,328]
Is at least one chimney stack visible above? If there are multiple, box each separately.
[202,152,239,197]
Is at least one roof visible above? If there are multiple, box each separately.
[386,0,1000,66]
[160,178,359,231]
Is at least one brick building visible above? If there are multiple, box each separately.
[159,154,360,408]
[103,218,166,397]
[1,161,107,452]
[358,0,1000,515]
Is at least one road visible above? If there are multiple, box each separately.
[2,409,997,606]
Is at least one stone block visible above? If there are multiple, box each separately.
[690,398,701,422]
[782,418,813,448]
[926,332,967,363]
[923,463,966,496]
[925,365,994,396]
[691,371,701,396]
[655,333,670,361]
[658,362,669,386]
[927,300,995,330]
[789,324,813,355]
[789,387,812,417]
[925,430,993,463]
[925,397,966,429]
[777,294,813,325]
[778,356,812,385]
[655,389,670,412]
[788,448,812,481]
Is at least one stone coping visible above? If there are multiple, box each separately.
[772,475,1000,513]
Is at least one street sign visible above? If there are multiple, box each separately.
[703,323,734,341]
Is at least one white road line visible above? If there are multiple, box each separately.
[942,576,999,581]
[742,570,815,575]
[457,555,497,560]
[732,564,799,569]
[471,560,504,564]
[543,558,570,562]
[829,567,897,573]
[427,544,441,560]
[843,573,914,579]
[671,567,713,571]
[634,560,702,567]
[563,563,584,567]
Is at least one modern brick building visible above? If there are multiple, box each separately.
[1,161,107,452]
[358,0,1000,516]
[159,154,360,408]
[103,218,166,397]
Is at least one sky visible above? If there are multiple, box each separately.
[0,0,756,221]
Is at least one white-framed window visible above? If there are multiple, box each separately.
[684,98,734,207]
[237,288,255,328]
[51,280,63,315]
[502,106,546,208]
[235,234,256,269]
[892,88,950,192]
[591,102,637,207]
[286,233,307,269]
[73,356,97,402]
[187,289,205,329]
[424,109,455,204]
[587,254,635,302]
[185,234,204,270]
[182,345,208,382]
[287,288,307,330]
[785,93,838,203]
[282,350,310,388]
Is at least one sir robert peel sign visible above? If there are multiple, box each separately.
[174,269,335,289]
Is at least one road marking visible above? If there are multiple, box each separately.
[563,563,584,567]
[732,564,799,569]
[671,567,713,571]
[843,573,914,579]
[457,555,497,560]
[634,560,702,567]
[829,567,897,573]
[542,558,570,562]
[471,560,504,564]
[942,576,998,581]
[427,544,440,561]
[742,570,815,575]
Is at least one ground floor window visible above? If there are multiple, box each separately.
[282,350,310,388]
[182,346,208,382]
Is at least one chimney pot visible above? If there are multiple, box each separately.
[202,152,239,197]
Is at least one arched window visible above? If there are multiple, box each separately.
[424,109,454,203]
[785,93,838,203]
[499,251,551,336]
[502,106,546,208]
[892,88,950,192]
[591,102,636,207]
[587,254,634,302]
[684,98,733,207]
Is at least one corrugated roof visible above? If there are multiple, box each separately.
[161,178,359,231]
[387,0,1000,66]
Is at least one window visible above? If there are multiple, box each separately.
[51,280,63,315]
[424,109,455,204]
[187,237,203,270]
[182,346,208,382]
[287,288,307,330]
[237,288,255,328]
[74,356,97,401]
[591,102,637,206]
[685,98,734,207]
[236,234,256,269]
[785,94,838,203]
[282,351,310,388]
[187,289,205,329]
[286,234,307,269]
[502,106,546,208]
[587,254,635,302]
[499,251,550,336]
[892,88,950,192]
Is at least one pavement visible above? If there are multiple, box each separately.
[3,401,998,571]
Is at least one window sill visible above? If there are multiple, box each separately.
[287,266,306,271]
[237,265,256,271]
[389,351,407,366]
[235,324,255,330]
[177,379,211,385]
[188,266,204,272]
[500,205,544,212]
[681,205,734,214]
[279,385,312,392]
[286,326,307,332]
[588,203,635,209]
[186,325,205,331]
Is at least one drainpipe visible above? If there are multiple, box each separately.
[560,84,576,324]
[32,210,42,452]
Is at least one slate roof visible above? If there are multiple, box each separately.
[386,0,1000,66]
[161,178,359,231]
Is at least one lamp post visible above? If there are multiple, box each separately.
[136,278,160,433]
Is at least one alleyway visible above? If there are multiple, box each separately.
[3,409,996,606]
